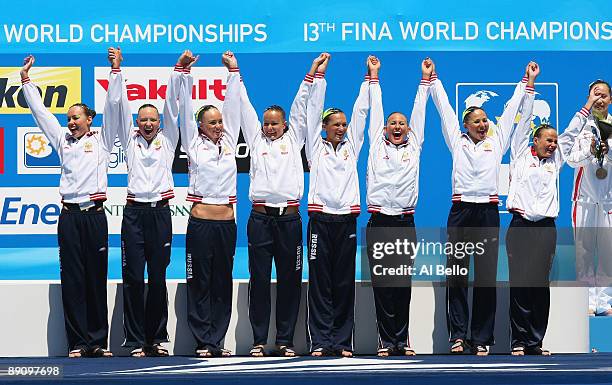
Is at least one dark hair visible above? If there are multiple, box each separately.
[69,103,96,119]
[386,111,407,123]
[462,106,484,124]
[196,105,219,123]
[589,79,611,94]
[322,107,344,124]
[264,105,286,121]
[138,103,159,114]
[533,124,556,138]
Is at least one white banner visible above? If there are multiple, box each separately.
[0,187,191,234]
[94,66,229,114]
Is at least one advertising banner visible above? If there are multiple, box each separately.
[0,0,609,280]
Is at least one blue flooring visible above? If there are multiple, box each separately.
[1,354,611,385]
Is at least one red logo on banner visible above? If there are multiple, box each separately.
[0,127,4,174]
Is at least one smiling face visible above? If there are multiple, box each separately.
[323,112,348,147]
[533,128,558,159]
[66,105,92,139]
[136,106,160,143]
[262,109,287,140]
[463,108,489,143]
[385,112,409,145]
[199,107,223,143]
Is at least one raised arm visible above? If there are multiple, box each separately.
[510,91,534,163]
[410,57,433,148]
[563,87,605,166]
[162,51,189,150]
[429,70,462,151]
[510,63,538,162]
[103,47,131,151]
[347,57,371,157]
[20,55,63,151]
[287,71,316,147]
[178,53,200,157]
[368,56,383,145]
[497,64,533,153]
[221,51,241,148]
[239,79,260,148]
[305,53,329,162]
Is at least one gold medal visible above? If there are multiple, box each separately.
[596,167,608,179]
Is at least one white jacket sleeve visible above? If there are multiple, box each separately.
[430,76,462,151]
[305,74,326,164]
[509,90,534,163]
[562,109,594,167]
[239,80,260,148]
[557,115,590,166]
[162,66,182,150]
[288,75,314,147]
[104,69,131,151]
[222,70,242,148]
[497,77,529,154]
[347,79,369,158]
[178,72,199,158]
[99,70,122,154]
[369,76,384,146]
[22,80,63,152]
[410,79,431,148]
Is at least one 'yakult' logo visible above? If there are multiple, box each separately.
[94,67,229,114]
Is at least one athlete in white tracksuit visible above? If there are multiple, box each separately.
[238,56,313,357]
[104,48,181,357]
[178,51,241,357]
[305,53,369,357]
[365,56,431,356]
[21,54,116,358]
[430,65,533,355]
[506,62,591,354]
[566,80,612,316]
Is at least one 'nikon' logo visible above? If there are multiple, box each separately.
[0,67,81,114]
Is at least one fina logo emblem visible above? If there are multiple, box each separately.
[457,83,557,138]
[25,133,55,160]
[18,127,61,173]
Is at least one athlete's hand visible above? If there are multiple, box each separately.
[316,52,331,74]
[309,53,327,76]
[586,85,604,111]
[21,55,35,79]
[368,55,380,77]
[527,61,540,80]
[177,50,199,69]
[422,57,433,79]
[222,51,238,69]
[600,140,609,156]
[108,47,122,69]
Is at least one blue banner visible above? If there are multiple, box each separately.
[0,0,611,52]
[0,0,609,280]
